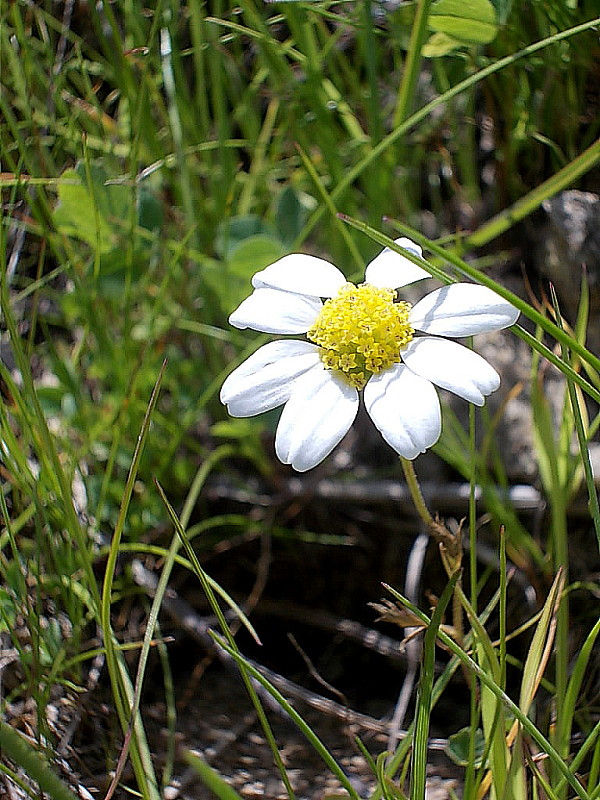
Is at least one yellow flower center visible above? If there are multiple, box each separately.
[307,282,414,390]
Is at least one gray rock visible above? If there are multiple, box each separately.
[537,190,600,352]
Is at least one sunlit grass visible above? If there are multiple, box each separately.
[1,0,599,797]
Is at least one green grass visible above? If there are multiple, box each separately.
[1,0,600,797]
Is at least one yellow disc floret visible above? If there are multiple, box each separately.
[307,282,414,390]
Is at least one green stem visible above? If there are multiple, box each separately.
[400,456,434,527]
[393,0,434,129]
[0,722,79,800]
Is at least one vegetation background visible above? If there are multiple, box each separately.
[1,0,600,798]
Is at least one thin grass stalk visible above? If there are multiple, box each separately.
[547,290,580,781]
[295,144,365,274]
[206,0,238,231]
[184,752,245,800]
[466,598,509,799]
[126,460,260,649]
[466,137,600,248]
[561,343,600,555]
[160,26,199,250]
[238,97,280,216]
[188,0,210,142]
[0,722,80,800]
[156,485,297,800]
[513,570,564,797]
[392,0,433,129]
[499,527,507,694]
[298,17,600,246]
[586,727,600,800]
[524,747,561,800]
[213,634,363,800]
[99,362,167,800]
[463,401,480,798]
[410,570,461,800]
[399,458,434,528]
[359,0,382,144]
[356,0,389,226]
[155,618,176,791]
[0,480,29,605]
[383,587,590,799]
[555,618,600,796]
[0,764,34,797]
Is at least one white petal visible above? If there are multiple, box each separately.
[402,337,500,406]
[220,340,321,417]
[364,238,430,289]
[252,253,347,298]
[410,284,520,336]
[364,364,441,459]
[275,368,359,472]
[229,287,322,334]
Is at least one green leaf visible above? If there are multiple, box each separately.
[205,234,285,315]
[215,215,276,260]
[0,722,81,800]
[423,32,464,57]
[275,185,307,246]
[446,727,486,767]
[53,163,162,272]
[137,187,163,232]
[227,235,285,281]
[429,0,497,44]
[184,751,244,799]
[53,168,115,253]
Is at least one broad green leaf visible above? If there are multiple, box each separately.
[137,187,163,232]
[204,235,285,314]
[276,185,307,246]
[423,32,464,57]
[53,168,115,253]
[52,163,161,270]
[446,727,486,767]
[429,0,497,44]
[227,235,285,281]
[215,215,276,260]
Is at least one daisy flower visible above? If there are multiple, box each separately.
[220,238,519,472]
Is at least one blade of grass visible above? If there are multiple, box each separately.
[554,616,600,797]
[466,138,600,248]
[211,632,363,800]
[298,17,600,247]
[99,361,167,800]
[0,722,80,800]
[155,480,297,800]
[509,570,564,798]
[410,569,461,800]
[393,0,433,129]
[160,26,199,251]
[295,143,365,274]
[382,584,590,800]
[554,302,600,554]
[184,751,245,800]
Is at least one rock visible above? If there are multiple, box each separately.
[537,190,600,352]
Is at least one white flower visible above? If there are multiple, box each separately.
[220,238,519,472]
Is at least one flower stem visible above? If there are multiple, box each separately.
[400,456,434,528]
[400,455,468,683]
